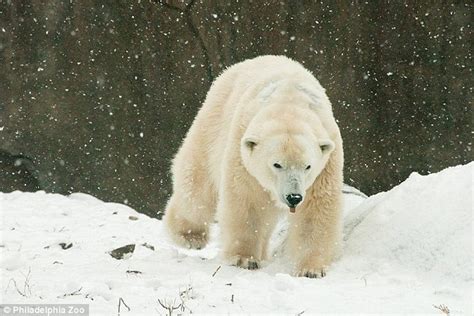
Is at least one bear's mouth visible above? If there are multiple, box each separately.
[289,206,296,213]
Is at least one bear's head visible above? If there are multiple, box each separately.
[240,103,335,209]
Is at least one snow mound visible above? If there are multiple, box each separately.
[0,163,472,314]
[343,163,473,286]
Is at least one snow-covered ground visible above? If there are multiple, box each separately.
[1,163,472,315]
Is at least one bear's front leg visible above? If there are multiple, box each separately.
[288,200,342,278]
[218,191,275,270]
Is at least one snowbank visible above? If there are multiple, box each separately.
[344,163,472,284]
[0,163,472,315]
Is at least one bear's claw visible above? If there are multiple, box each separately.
[297,268,326,278]
[180,231,208,250]
[233,256,261,270]
[246,260,259,270]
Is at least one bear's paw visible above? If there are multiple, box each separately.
[231,255,261,270]
[179,230,208,250]
[295,267,327,279]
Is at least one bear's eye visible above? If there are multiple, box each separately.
[305,165,311,170]
[273,163,282,169]
[320,144,330,152]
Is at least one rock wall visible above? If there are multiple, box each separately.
[0,1,471,217]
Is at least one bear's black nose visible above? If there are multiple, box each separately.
[286,194,303,207]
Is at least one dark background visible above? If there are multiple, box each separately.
[1,1,471,218]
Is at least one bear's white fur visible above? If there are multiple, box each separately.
[164,55,343,278]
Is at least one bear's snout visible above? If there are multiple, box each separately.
[286,193,303,207]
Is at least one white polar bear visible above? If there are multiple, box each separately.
[164,55,343,278]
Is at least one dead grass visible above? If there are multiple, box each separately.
[5,267,32,297]
[433,304,450,315]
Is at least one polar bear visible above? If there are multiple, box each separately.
[164,55,343,278]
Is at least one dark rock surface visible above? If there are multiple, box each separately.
[1,1,471,217]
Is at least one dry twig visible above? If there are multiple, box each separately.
[118,297,130,316]
[211,265,221,277]
[57,287,82,298]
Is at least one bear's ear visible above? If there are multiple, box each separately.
[242,136,258,151]
[258,81,280,104]
[319,139,335,154]
[296,84,325,109]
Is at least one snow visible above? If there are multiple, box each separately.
[1,163,472,315]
